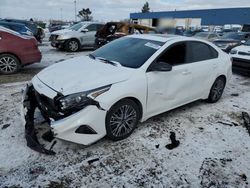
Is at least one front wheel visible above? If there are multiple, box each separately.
[207,77,226,103]
[65,39,80,52]
[106,99,140,141]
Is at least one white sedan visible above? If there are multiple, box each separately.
[230,40,250,74]
[23,34,232,154]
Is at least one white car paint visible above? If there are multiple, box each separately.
[30,35,232,145]
[230,44,250,61]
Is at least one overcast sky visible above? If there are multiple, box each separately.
[1,0,250,22]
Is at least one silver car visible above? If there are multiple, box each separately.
[50,22,104,52]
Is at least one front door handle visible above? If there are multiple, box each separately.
[182,71,191,75]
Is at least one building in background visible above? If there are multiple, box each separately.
[130,7,250,30]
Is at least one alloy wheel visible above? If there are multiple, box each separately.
[68,40,79,52]
[210,78,225,101]
[109,105,137,137]
[0,56,18,74]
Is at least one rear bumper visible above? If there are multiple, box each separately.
[22,50,42,65]
[22,83,107,154]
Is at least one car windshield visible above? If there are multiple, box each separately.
[70,22,86,31]
[195,32,208,38]
[244,40,250,46]
[221,32,241,40]
[92,37,164,68]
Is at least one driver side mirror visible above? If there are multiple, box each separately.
[81,29,89,33]
[148,61,172,72]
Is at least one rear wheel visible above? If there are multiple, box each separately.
[65,39,80,52]
[0,54,20,75]
[106,99,140,141]
[207,77,226,103]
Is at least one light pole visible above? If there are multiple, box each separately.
[74,0,77,22]
[60,8,63,21]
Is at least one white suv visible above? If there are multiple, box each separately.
[23,35,232,154]
[50,22,104,52]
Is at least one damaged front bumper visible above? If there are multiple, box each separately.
[22,83,107,155]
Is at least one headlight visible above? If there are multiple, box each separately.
[230,49,237,54]
[57,35,66,40]
[57,85,111,111]
[228,42,238,47]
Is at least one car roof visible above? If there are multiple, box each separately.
[128,34,186,42]
[0,21,26,27]
[0,26,21,36]
[79,21,104,24]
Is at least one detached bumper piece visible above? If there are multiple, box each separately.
[23,84,56,155]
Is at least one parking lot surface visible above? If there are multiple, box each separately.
[0,42,250,187]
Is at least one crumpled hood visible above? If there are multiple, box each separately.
[35,56,133,96]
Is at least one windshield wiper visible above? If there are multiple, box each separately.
[96,57,121,67]
[88,54,96,59]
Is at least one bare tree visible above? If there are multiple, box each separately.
[142,2,150,13]
[77,8,93,21]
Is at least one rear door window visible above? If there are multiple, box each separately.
[157,42,187,66]
[86,24,97,31]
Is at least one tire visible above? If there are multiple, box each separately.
[207,77,226,103]
[0,54,21,75]
[65,39,80,52]
[106,99,140,141]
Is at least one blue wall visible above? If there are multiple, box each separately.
[130,7,250,25]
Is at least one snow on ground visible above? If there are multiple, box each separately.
[0,40,250,187]
[0,74,250,187]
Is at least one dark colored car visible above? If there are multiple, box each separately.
[157,27,184,36]
[183,30,204,37]
[242,24,250,32]
[2,19,45,43]
[95,22,156,47]
[0,21,33,36]
[0,27,42,74]
[213,32,250,53]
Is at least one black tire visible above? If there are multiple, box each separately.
[207,77,226,103]
[106,99,140,141]
[65,39,80,52]
[0,54,21,75]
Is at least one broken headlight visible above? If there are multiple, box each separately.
[57,85,111,111]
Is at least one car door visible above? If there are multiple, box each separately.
[186,41,219,99]
[146,42,194,116]
[78,24,96,46]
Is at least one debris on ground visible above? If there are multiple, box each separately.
[1,124,10,130]
[231,93,239,97]
[165,132,180,150]
[87,158,100,165]
[217,121,239,127]
[155,144,160,149]
[242,112,250,136]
